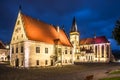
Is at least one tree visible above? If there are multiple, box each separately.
[112,19,120,45]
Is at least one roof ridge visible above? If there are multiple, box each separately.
[80,36,109,45]
[80,36,106,40]
[21,12,52,27]
[19,12,72,47]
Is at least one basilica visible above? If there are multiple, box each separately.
[10,10,112,67]
[70,17,111,63]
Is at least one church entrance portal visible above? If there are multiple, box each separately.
[15,58,19,67]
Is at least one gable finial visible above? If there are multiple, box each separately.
[19,5,22,12]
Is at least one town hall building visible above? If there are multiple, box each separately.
[10,10,112,68]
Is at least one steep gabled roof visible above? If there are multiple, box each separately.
[20,13,72,46]
[0,41,6,49]
[80,36,109,45]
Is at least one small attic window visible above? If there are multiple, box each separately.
[17,20,20,25]
[21,34,23,38]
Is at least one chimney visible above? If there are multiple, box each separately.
[56,26,59,32]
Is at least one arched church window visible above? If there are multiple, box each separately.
[95,46,97,58]
[106,45,109,58]
[98,45,100,56]
[101,45,104,57]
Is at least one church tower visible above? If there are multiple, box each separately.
[70,17,79,48]
[69,17,80,62]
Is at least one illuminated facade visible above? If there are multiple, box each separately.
[70,17,111,63]
[0,41,9,61]
[10,11,73,67]
[10,10,112,68]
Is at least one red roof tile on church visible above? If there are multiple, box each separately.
[21,13,72,47]
[80,36,109,45]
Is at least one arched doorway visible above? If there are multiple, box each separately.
[51,60,54,66]
[15,58,19,67]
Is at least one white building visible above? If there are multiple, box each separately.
[10,10,112,68]
[0,41,9,61]
[10,11,73,67]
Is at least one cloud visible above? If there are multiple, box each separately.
[73,9,98,19]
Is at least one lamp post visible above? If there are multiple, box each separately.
[6,45,10,61]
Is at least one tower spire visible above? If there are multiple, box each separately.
[70,16,78,32]
[94,32,96,38]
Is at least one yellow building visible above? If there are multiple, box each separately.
[10,10,112,68]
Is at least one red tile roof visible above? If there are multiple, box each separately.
[0,41,6,49]
[80,36,109,45]
[21,13,72,46]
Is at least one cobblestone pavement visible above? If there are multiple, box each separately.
[69,63,120,80]
[0,62,120,80]
[54,63,120,80]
